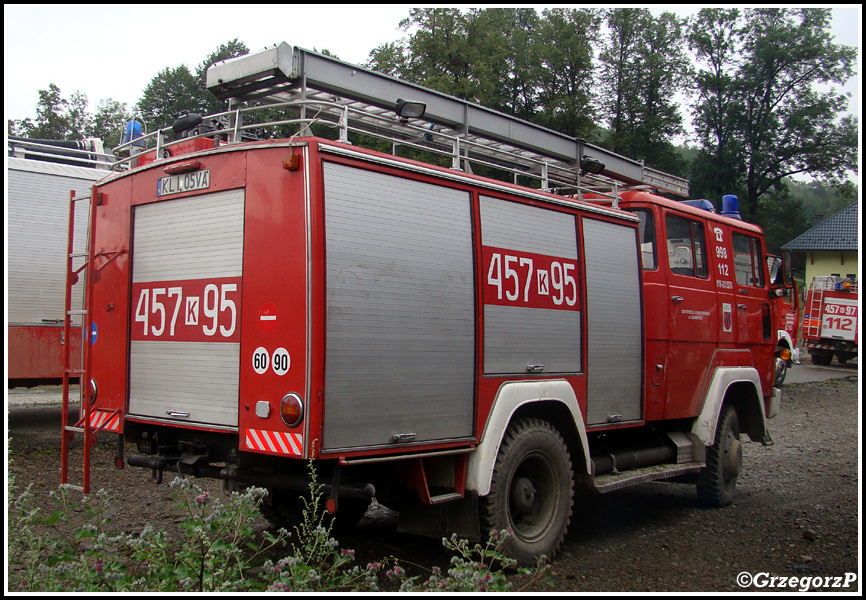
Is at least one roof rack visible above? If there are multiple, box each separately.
[116,42,690,201]
[8,137,114,170]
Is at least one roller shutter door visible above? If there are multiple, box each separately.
[128,189,245,428]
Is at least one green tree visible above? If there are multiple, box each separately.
[535,8,601,137]
[754,185,810,253]
[687,8,746,204]
[136,65,202,132]
[633,11,691,173]
[691,8,857,218]
[30,83,70,139]
[195,38,250,116]
[598,8,648,156]
[136,39,251,133]
[366,39,410,77]
[399,8,493,102]
[88,98,132,148]
[65,91,92,140]
[739,9,857,217]
[599,9,690,173]
[8,84,96,141]
[475,8,540,120]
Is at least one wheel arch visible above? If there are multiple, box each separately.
[777,329,796,365]
[693,367,771,447]
[466,380,590,497]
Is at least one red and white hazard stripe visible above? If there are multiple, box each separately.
[804,341,857,352]
[89,410,121,432]
[245,429,303,455]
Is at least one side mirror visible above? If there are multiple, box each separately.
[767,255,782,286]
[782,250,794,288]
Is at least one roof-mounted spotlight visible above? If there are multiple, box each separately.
[580,155,606,176]
[396,99,426,123]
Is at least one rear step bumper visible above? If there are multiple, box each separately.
[127,454,375,500]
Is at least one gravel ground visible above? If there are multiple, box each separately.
[7,375,861,592]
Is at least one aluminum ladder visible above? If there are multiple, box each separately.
[203,42,690,200]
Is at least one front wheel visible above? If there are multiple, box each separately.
[810,351,833,366]
[697,404,742,507]
[774,355,788,386]
[479,418,573,565]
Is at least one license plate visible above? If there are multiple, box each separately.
[157,169,211,196]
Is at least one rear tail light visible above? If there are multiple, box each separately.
[279,393,304,428]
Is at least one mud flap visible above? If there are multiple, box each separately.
[397,493,481,542]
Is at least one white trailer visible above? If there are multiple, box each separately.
[7,139,111,380]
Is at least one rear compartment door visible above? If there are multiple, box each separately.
[582,218,643,425]
[322,163,475,450]
[128,189,245,428]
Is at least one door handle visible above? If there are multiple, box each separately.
[672,296,684,302]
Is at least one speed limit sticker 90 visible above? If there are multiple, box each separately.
[252,347,290,376]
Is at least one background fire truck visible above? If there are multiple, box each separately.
[61,43,789,565]
[8,138,111,382]
[802,276,858,365]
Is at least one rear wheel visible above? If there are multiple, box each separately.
[261,488,369,533]
[479,418,573,565]
[836,352,854,364]
[697,405,742,507]
[260,487,305,530]
[810,351,833,366]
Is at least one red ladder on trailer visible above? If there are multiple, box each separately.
[61,189,123,493]
[804,288,825,340]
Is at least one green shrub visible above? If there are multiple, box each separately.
[7,456,549,592]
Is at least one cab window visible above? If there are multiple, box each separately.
[630,209,657,270]
[666,215,707,278]
[732,233,764,287]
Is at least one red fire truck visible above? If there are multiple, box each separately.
[62,43,789,564]
[802,276,859,365]
[767,254,800,385]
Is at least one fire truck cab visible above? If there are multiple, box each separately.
[62,43,787,565]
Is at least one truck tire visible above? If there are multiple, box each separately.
[479,418,573,565]
[696,404,742,507]
[260,488,305,530]
[261,488,369,533]
[810,351,833,366]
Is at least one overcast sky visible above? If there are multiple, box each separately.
[4,4,861,142]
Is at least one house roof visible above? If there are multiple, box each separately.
[782,201,859,251]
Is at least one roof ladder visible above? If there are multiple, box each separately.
[204,42,690,199]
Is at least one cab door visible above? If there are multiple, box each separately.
[663,213,718,419]
[731,232,773,381]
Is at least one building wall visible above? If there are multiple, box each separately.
[805,251,859,286]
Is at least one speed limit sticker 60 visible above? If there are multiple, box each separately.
[252,347,290,376]
[252,347,270,374]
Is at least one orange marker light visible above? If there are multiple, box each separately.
[279,393,304,427]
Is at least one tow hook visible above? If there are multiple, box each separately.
[127,455,168,484]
